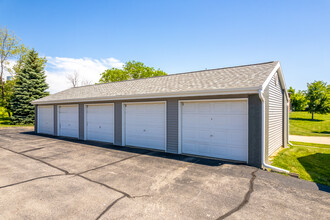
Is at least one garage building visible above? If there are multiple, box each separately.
[32,61,289,168]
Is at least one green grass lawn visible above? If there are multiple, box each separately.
[0,107,33,127]
[290,111,330,136]
[271,141,330,186]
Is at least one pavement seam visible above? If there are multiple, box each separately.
[95,195,126,220]
[77,174,132,198]
[92,158,200,219]
[217,169,259,220]
[0,140,149,199]
[0,174,69,189]
[77,154,143,175]
[19,147,44,154]
[0,146,69,174]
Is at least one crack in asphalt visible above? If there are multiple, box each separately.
[77,174,132,198]
[19,147,44,154]
[0,174,69,189]
[0,136,151,219]
[77,174,150,199]
[0,146,69,174]
[77,154,143,175]
[0,145,147,198]
[217,169,259,220]
[95,195,126,220]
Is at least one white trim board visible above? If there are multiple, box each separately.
[261,62,289,100]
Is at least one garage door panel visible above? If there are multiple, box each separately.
[125,103,165,150]
[126,133,163,149]
[87,113,112,122]
[211,131,228,145]
[213,116,229,128]
[229,102,247,114]
[183,114,212,128]
[181,100,248,162]
[197,103,211,113]
[212,102,229,114]
[38,106,54,135]
[58,106,79,138]
[88,121,113,129]
[229,148,247,161]
[86,104,114,143]
[126,115,163,125]
[182,103,198,113]
[183,128,211,141]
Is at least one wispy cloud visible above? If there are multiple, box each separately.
[46,57,124,93]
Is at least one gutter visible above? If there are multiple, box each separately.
[259,89,290,174]
[287,101,294,146]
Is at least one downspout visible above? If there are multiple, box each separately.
[259,89,290,174]
[287,101,294,146]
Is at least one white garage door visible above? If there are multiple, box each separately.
[85,104,114,143]
[123,102,166,150]
[180,100,248,162]
[38,105,54,135]
[58,105,79,138]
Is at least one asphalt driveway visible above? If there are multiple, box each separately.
[0,128,329,219]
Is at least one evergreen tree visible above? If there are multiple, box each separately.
[11,49,48,124]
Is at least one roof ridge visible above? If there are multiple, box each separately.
[74,61,277,89]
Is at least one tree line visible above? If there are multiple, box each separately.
[1,27,48,124]
[1,27,167,125]
[289,81,330,119]
[7,24,328,123]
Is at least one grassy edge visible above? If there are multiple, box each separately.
[289,111,330,137]
[271,142,330,186]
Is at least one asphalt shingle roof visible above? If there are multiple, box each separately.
[32,61,279,104]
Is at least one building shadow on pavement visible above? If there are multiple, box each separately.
[297,153,330,193]
[20,131,244,168]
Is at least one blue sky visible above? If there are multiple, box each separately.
[1,0,329,93]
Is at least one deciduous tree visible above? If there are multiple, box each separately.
[1,78,16,117]
[288,87,307,111]
[67,70,80,87]
[0,27,25,105]
[306,81,330,119]
[99,61,166,83]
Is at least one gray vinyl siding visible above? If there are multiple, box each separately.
[167,99,179,154]
[79,104,84,140]
[54,105,58,136]
[34,94,263,168]
[34,105,38,133]
[248,94,262,167]
[266,72,284,156]
[114,101,123,146]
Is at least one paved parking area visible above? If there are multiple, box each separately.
[0,128,329,219]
